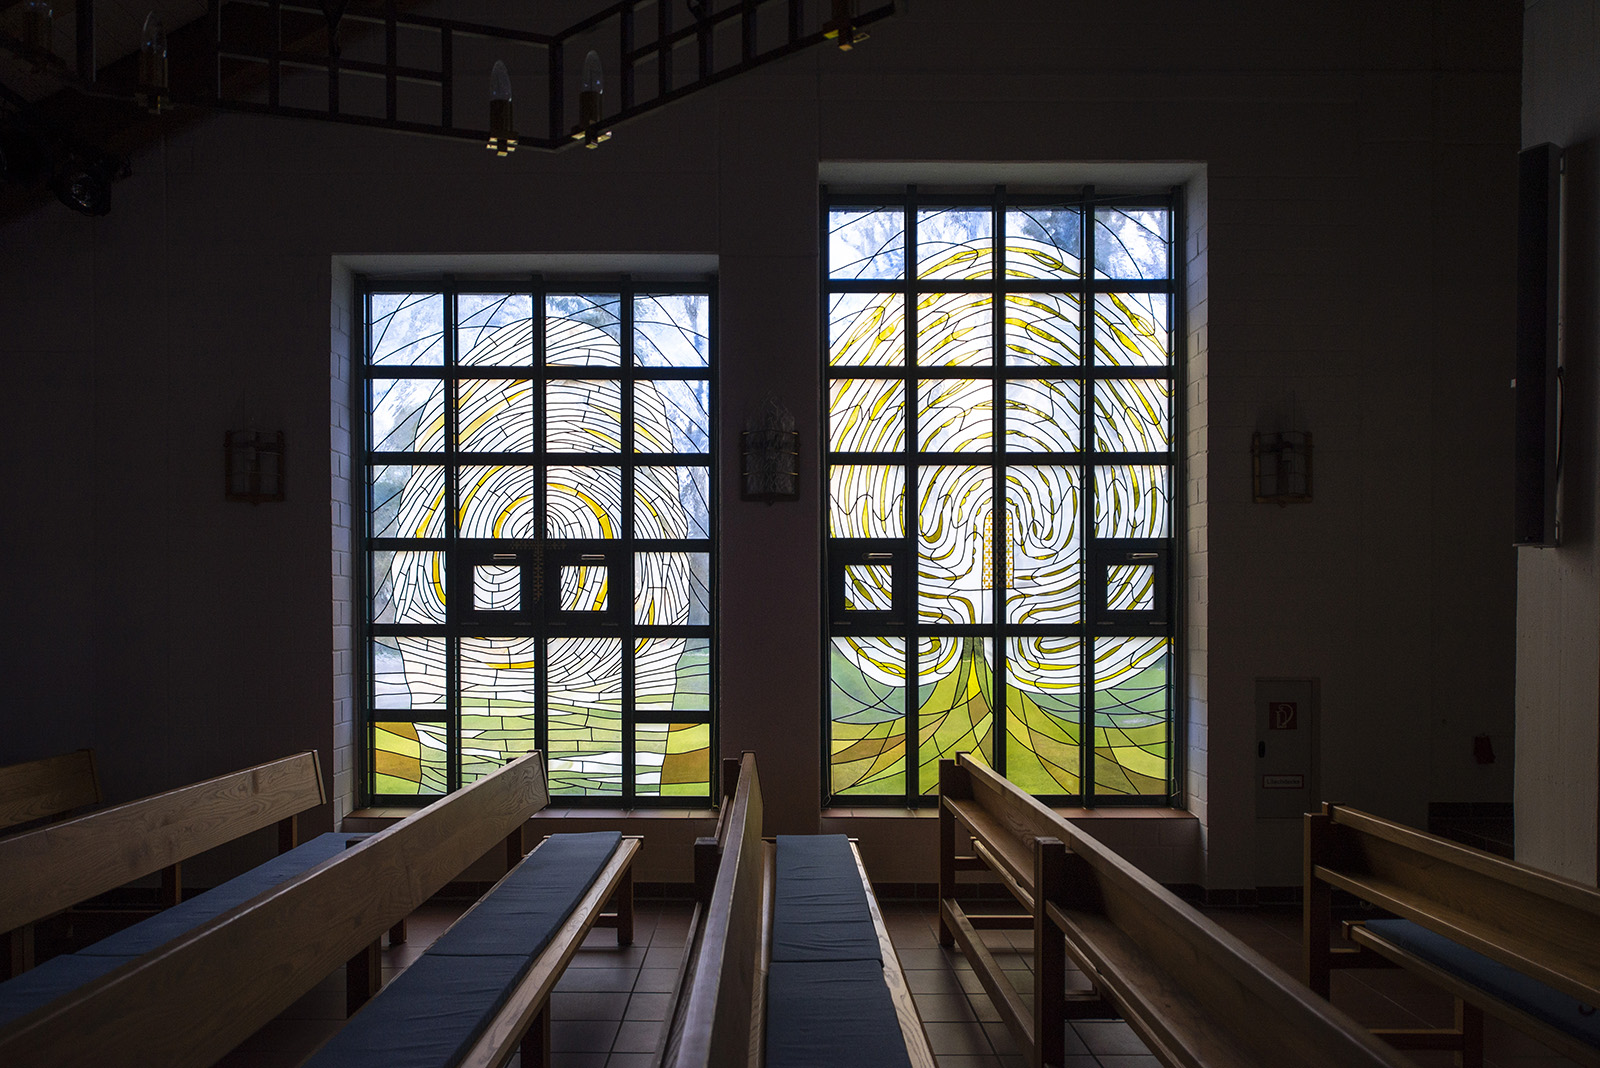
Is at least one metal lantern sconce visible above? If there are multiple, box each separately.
[824,0,869,50]
[741,399,800,503]
[486,61,518,156]
[225,430,286,504]
[138,12,169,114]
[1252,430,1312,504]
[571,50,612,148]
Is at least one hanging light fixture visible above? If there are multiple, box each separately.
[486,60,518,156]
[824,0,869,50]
[138,12,169,114]
[23,1,53,70]
[571,50,612,148]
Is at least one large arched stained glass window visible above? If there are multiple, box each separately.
[825,191,1177,804]
[362,281,714,804]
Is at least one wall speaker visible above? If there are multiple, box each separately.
[1514,142,1561,547]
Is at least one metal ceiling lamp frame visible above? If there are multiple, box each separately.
[206,0,899,151]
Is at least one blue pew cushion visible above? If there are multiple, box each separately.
[1364,919,1600,1048]
[297,953,531,1068]
[770,834,881,964]
[80,832,369,957]
[427,831,623,958]
[300,831,624,1068]
[766,958,913,1068]
[0,832,371,1029]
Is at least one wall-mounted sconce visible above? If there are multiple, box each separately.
[137,12,168,114]
[571,50,612,148]
[486,60,518,156]
[824,0,869,49]
[741,398,799,503]
[1252,430,1312,504]
[225,430,286,504]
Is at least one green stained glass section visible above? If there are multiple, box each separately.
[457,379,534,452]
[636,722,711,797]
[458,465,537,539]
[916,292,993,366]
[1094,207,1171,280]
[1005,209,1082,280]
[636,637,710,714]
[1094,293,1169,367]
[919,465,991,626]
[918,379,992,453]
[547,466,622,539]
[459,637,539,785]
[633,294,710,368]
[458,294,533,365]
[371,464,446,539]
[917,636,993,794]
[635,465,710,540]
[830,292,906,367]
[1092,637,1170,796]
[830,378,904,453]
[1005,379,1079,452]
[831,637,906,795]
[831,464,904,539]
[1095,465,1171,539]
[1004,292,1081,366]
[373,636,446,711]
[1006,467,1080,625]
[369,293,444,366]
[371,378,444,453]
[635,552,710,626]
[547,379,623,452]
[374,721,447,795]
[546,637,624,795]
[829,209,906,280]
[546,295,622,365]
[1094,378,1170,454]
[635,379,710,453]
[1005,636,1082,794]
[917,208,993,280]
[373,551,447,625]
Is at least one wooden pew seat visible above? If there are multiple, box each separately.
[301,830,638,1068]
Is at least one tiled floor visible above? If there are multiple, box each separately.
[210,896,1584,1068]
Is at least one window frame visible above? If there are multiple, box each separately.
[820,186,1184,808]
[356,275,718,808]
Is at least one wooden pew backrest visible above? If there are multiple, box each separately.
[0,750,550,1068]
[1309,802,1600,1007]
[0,751,324,935]
[0,750,100,833]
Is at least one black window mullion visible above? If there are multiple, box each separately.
[1079,187,1097,805]
[620,280,637,806]
[445,281,463,793]
[990,187,1007,779]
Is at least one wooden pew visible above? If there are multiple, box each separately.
[1305,802,1600,1067]
[657,753,935,1068]
[300,829,639,1068]
[940,753,1417,1068]
[0,750,321,979]
[0,749,100,835]
[0,749,550,1068]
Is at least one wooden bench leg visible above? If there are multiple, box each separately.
[1303,810,1332,998]
[346,938,382,1015]
[519,1001,551,1068]
[1034,837,1068,1068]
[938,759,958,948]
[612,857,635,947]
[1457,998,1484,1068]
[160,862,183,908]
[278,813,299,852]
[3,924,34,980]
[389,919,407,946]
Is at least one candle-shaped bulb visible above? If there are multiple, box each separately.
[490,59,513,102]
[141,11,165,56]
[138,11,169,112]
[24,2,53,62]
[487,61,517,155]
[582,51,603,96]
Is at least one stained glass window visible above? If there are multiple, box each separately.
[825,190,1177,804]
[362,281,714,803]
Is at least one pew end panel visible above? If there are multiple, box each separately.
[0,749,101,834]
